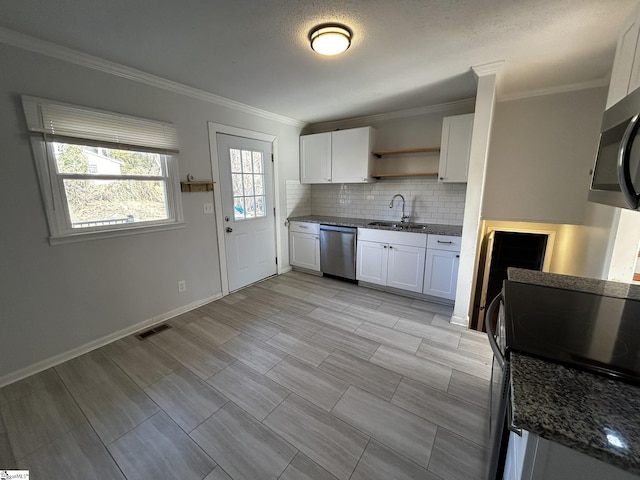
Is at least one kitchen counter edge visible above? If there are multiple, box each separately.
[288,215,463,236]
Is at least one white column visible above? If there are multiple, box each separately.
[451,61,504,327]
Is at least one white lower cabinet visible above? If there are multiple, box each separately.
[356,240,388,285]
[423,235,461,300]
[423,249,459,299]
[289,222,320,272]
[387,244,426,292]
[505,430,640,480]
[356,228,426,293]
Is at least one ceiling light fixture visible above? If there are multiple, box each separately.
[309,24,352,56]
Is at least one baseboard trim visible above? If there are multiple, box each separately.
[450,314,469,327]
[0,293,222,388]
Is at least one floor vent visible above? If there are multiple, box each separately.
[136,323,171,340]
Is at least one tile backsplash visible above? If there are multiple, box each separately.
[285,180,312,217]
[287,178,466,226]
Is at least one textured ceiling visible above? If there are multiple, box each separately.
[0,0,636,123]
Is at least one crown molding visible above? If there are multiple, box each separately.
[498,76,609,102]
[308,97,476,131]
[0,27,305,128]
[472,60,505,78]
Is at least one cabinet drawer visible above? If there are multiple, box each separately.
[427,234,461,251]
[289,221,320,235]
[358,228,427,248]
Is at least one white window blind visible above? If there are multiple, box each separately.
[22,96,179,154]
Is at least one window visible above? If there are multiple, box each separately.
[229,147,266,220]
[22,96,184,244]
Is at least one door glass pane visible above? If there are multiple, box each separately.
[232,174,244,196]
[231,148,266,221]
[230,149,242,173]
[256,196,265,216]
[253,152,263,173]
[243,174,254,196]
[245,197,255,218]
[234,197,245,220]
[254,174,263,195]
[242,150,253,173]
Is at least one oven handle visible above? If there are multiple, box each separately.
[485,292,505,370]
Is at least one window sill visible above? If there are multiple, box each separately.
[48,221,186,245]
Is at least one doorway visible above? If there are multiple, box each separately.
[208,124,281,295]
[473,230,550,331]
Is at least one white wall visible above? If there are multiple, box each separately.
[483,87,607,224]
[0,44,301,383]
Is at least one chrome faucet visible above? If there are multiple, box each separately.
[390,194,410,223]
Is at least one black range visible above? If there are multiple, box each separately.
[503,280,640,386]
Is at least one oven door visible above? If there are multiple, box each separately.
[486,291,510,480]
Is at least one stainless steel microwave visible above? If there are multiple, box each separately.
[589,86,640,209]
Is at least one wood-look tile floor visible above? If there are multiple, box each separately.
[0,271,493,480]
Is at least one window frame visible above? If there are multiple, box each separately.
[23,97,184,245]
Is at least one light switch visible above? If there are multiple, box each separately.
[203,203,214,214]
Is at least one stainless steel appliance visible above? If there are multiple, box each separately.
[319,224,357,280]
[486,279,640,479]
[486,292,513,480]
[589,86,640,209]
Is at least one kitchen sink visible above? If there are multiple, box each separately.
[368,221,402,228]
[406,223,429,230]
[367,221,429,231]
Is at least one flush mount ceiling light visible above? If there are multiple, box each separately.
[309,24,352,56]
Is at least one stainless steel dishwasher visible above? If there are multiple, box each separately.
[319,225,357,280]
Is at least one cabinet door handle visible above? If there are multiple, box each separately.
[299,225,308,229]
[437,240,453,244]
[456,255,460,258]
[383,245,388,249]
[389,245,393,249]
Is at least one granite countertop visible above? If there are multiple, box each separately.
[288,215,463,236]
[510,353,640,474]
[507,268,640,474]
[508,267,640,300]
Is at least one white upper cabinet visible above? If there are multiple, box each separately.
[607,4,640,109]
[300,132,332,184]
[300,127,376,184]
[439,113,474,183]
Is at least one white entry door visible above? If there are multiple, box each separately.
[217,133,276,291]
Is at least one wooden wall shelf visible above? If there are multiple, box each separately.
[180,181,214,192]
[372,147,440,158]
[372,172,438,179]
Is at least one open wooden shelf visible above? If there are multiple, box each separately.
[180,180,215,192]
[372,172,439,179]
[372,147,440,158]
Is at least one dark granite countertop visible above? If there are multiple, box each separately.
[508,267,640,300]
[288,215,463,236]
[507,268,640,474]
[510,353,640,475]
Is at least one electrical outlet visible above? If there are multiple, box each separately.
[203,203,214,214]
[177,280,186,292]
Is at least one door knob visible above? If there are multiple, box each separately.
[226,227,233,233]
